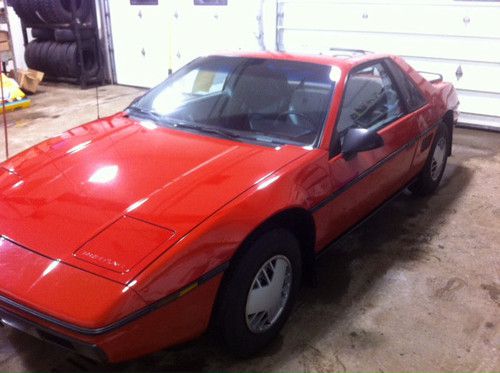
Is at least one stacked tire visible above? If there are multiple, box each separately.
[10,0,100,81]
[10,0,91,24]
[25,40,98,79]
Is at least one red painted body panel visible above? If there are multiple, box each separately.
[74,216,175,274]
[0,238,146,328]
[0,52,458,362]
[315,114,420,249]
[0,114,307,284]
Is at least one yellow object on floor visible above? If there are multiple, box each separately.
[2,98,31,112]
[1,73,26,101]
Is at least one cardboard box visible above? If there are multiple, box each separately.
[0,31,9,52]
[17,69,45,94]
[0,31,8,42]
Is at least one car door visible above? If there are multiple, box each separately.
[314,59,421,250]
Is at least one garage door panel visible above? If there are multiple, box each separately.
[279,0,500,128]
[402,58,500,94]
[279,29,500,64]
[109,0,261,87]
[170,1,261,70]
[281,2,500,38]
[456,91,500,118]
[108,0,170,87]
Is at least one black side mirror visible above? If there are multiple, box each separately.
[342,127,384,159]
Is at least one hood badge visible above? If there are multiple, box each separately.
[77,250,124,272]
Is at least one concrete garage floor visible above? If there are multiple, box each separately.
[0,84,499,372]
[0,83,145,161]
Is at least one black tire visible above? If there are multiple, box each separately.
[214,229,302,357]
[25,40,58,76]
[54,42,71,77]
[10,0,42,24]
[410,122,449,196]
[24,41,42,71]
[38,40,53,74]
[37,0,91,24]
[54,28,94,42]
[67,42,81,78]
[25,39,99,79]
[31,28,55,40]
[81,41,99,78]
[46,41,61,76]
[59,41,97,78]
[24,41,35,69]
[34,41,46,71]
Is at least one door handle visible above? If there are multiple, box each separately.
[141,48,146,57]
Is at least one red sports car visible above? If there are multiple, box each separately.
[0,52,458,362]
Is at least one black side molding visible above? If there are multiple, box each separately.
[311,122,439,213]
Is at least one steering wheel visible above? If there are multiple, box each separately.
[272,110,315,130]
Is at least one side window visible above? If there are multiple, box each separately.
[336,62,404,136]
[386,60,427,112]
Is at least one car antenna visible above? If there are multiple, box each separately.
[95,84,101,119]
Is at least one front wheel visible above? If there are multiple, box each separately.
[213,229,302,357]
[410,122,449,196]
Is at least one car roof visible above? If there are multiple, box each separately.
[219,50,392,72]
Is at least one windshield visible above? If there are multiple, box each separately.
[128,56,337,146]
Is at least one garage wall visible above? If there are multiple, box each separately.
[6,0,106,73]
[7,0,498,130]
[106,0,277,88]
[276,0,500,130]
[5,5,28,70]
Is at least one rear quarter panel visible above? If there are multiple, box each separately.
[391,56,459,176]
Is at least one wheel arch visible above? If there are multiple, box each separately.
[442,110,454,156]
[263,208,316,281]
[209,207,317,333]
[229,207,317,285]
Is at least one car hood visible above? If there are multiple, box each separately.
[0,113,307,283]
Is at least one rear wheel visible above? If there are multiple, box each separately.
[410,122,449,196]
[214,229,302,357]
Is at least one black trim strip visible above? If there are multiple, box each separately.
[0,307,108,362]
[315,176,417,260]
[311,123,438,213]
[0,261,229,336]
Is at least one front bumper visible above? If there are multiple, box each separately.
[0,307,107,362]
[0,271,224,362]
[0,237,226,362]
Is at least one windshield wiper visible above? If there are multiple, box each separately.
[128,112,289,146]
[245,133,289,146]
[126,106,164,122]
[170,121,240,140]
[172,122,287,145]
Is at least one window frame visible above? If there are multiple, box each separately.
[385,59,428,113]
[329,58,409,158]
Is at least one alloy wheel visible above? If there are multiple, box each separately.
[245,255,292,333]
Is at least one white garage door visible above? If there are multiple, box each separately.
[277,0,500,130]
[107,0,171,87]
[106,0,263,88]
